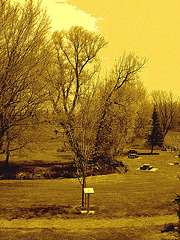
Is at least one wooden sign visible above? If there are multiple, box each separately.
[84,188,94,194]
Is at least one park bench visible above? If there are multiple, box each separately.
[128,154,138,159]
[128,150,137,154]
[173,162,179,165]
[140,164,153,170]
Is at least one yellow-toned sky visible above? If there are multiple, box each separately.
[15,0,180,95]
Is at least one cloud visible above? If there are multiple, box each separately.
[43,0,102,32]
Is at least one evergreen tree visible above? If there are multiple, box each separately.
[147,106,164,154]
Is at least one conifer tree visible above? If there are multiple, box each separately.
[147,106,164,154]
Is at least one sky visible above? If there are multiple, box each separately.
[15,0,180,95]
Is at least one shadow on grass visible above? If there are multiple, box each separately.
[138,153,160,155]
[0,204,73,219]
[0,157,127,180]
[0,161,77,180]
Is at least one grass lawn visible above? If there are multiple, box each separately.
[0,143,180,239]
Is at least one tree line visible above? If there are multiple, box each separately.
[0,0,179,171]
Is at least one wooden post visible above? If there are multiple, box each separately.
[87,193,90,213]
[85,192,87,207]
[82,178,86,207]
[83,188,94,213]
[82,185,84,207]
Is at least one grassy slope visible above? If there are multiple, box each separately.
[0,147,180,239]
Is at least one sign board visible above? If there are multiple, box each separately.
[84,188,94,194]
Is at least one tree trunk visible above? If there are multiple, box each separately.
[82,177,86,207]
[151,144,154,154]
[61,121,88,207]
[0,128,5,152]
[5,137,10,167]
[5,152,10,167]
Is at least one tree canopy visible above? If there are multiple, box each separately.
[0,0,51,164]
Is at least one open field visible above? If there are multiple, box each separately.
[0,145,180,239]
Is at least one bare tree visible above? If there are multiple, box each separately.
[152,90,178,137]
[133,87,152,139]
[92,54,147,164]
[49,23,148,204]
[0,0,52,165]
[49,26,107,206]
[109,82,150,155]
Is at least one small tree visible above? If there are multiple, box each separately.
[146,106,164,154]
[50,26,107,207]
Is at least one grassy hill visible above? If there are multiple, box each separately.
[0,131,180,239]
[0,147,180,239]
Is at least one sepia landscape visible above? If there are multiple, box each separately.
[0,0,180,239]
